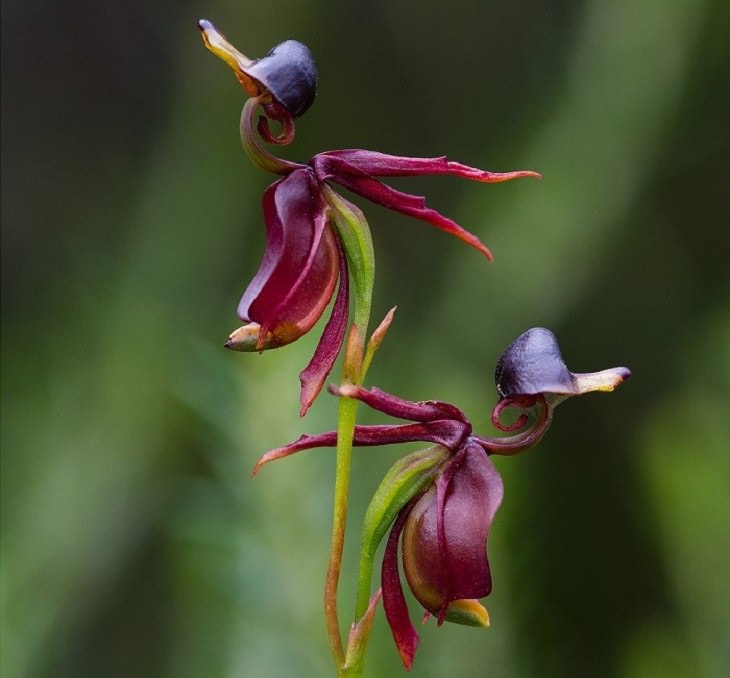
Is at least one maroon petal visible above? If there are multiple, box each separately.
[298,239,350,416]
[350,420,471,450]
[238,169,339,348]
[251,431,338,475]
[316,150,539,183]
[382,501,421,671]
[402,442,503,620]
[333,385,469,424]
[442,443,503,601]
[311,153,494,259]
[252,420,471,475]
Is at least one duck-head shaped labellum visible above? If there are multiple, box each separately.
[495,327,631,405]
[199,20,317,117]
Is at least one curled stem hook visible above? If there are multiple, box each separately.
[239,97,304,174]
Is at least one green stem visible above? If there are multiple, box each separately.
[354,554,376,628]
[346,446,446,675]
[325,390,360,670]
[327,330,370,675]
[322,187,375,676]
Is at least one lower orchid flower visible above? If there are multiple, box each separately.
[252,328,630,670]
[382,439,504,671]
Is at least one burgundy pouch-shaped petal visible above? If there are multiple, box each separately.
[238,168,339,349]
[402,442,504,620]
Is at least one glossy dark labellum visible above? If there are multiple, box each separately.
[495,327,575,397]
[248,40,317,117]
[198,20,317,118]
[495,326,631,401]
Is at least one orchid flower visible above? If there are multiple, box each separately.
[252,328,630,669]
[198,20,540,415]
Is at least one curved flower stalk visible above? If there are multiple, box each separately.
[253,328,630,670]
[198,20,540,416]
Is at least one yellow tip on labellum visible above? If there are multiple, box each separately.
[198,20,262,99]
[572,366,632,394]
[224,323,275,352]
[443,599,490,627]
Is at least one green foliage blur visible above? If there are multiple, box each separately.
[2,1,729,676]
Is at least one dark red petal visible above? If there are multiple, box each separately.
[318,150,540,183]
[382,502,420,671]
[333,385,469,424]
[298,240,350,416]
[252,420,470,475]
[403,443,504,618]
[442,443,503,600]
[350,421,470,450]
[311,154,493,259]
[237,179,286,322]
[433,447,463,623]
[251,430,338,475]
[238,169,338,347]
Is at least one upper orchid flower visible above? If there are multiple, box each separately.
[252,328,630,669]
[199,20,541,415]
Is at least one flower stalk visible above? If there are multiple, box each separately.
[240,98,302,174]
[321,185,377,673]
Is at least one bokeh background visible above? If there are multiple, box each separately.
[2,1,729,677]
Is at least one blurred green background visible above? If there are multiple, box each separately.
[2,1,729,677]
